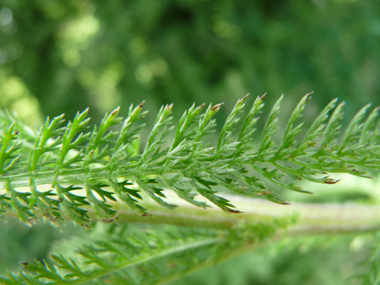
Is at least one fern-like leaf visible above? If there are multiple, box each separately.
[1,94,380,222]
[0,222,287,285]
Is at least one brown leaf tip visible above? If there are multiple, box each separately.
[306,91,314,100]
[111,106,120,116]
[211,103,224,111]
[103,217,117,223]
[20,262,28,268]
[241,93,249,101]
[260,92,267,101]
[324,179,341,184]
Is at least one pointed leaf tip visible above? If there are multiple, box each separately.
[110,106,120,116]
[102,217,117,223]
[324,178,340,184]
[306,92,313,100]
[139,101,145,108]
[211,103,224,111]
[228,208,242,214]
[260,92,267,100]
[241,93,249,101]
[20,262,28,269]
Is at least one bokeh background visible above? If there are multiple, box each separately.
[1,0,380,123]
[1,0,380,284]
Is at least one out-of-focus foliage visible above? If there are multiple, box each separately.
[0,219,81,275]
[0,0,380,124]
[168,235,371,285]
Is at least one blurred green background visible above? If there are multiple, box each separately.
[1,0,380,283]
[1,0,380,124]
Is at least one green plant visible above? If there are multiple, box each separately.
[1,93,380,284]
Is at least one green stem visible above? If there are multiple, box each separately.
[113,196,380,234]
[3,189,380,234]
